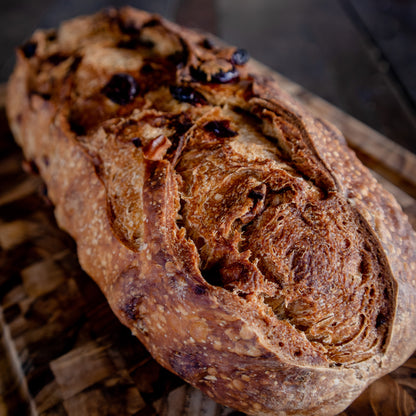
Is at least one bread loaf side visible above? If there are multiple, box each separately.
[7,7,416,415]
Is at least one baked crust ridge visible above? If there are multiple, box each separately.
[6,7,416,415]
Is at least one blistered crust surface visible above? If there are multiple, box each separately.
[6,7,416,416]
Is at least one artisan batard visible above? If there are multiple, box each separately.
[6,7,416,416]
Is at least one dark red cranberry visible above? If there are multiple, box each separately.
[21,41,37,58]
[132,137,142,148]
[190,65,239,84]
[201,38,215,49]
[203,120,238,138]
[169,86,208,106]
[102,73,139,105]
[231,48,249,66]
[212,67,239,83]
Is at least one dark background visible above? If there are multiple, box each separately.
[1,0,416,154]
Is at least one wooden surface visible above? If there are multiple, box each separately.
[1,66,416,416]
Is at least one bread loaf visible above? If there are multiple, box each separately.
[6,7,416,415]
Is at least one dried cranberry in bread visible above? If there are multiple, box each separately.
[6,7,416,416]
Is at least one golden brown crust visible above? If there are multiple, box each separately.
[6,7,416,415]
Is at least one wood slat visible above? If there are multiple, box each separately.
[343,0,416,108]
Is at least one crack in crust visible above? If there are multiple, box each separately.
[7,6,416,416]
